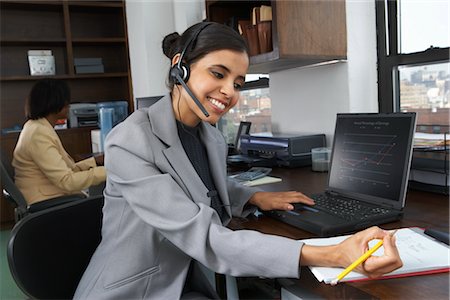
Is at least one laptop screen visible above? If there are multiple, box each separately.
[328,113,416,209]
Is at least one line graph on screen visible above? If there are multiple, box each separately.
[338,133,399,187]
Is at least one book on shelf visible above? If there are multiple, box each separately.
[74,57,105,74]
[28,50,55,76]
[74,57,103,66]
[75,65,105,74]
[260,5,272,22]
[237,5,273,57]
[301,227,450,284]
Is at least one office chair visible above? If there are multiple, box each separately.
[0,149,86,221]
[0,149,28,220]
[7,195,104,299]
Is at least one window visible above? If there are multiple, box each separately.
[218,75,271,145]
[376,0,449,128]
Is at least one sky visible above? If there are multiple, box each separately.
[399,0,449,53]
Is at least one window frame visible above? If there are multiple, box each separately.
[241,77,269,91]
[375,0,450,112]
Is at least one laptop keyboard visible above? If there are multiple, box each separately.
[311,194,392,221]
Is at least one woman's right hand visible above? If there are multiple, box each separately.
[336,226,403,278]
[300,226,403,279]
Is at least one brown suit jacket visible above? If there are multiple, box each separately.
[12,118,106,204]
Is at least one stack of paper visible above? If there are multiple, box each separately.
[301,227,450,284]
[414,132,449,150]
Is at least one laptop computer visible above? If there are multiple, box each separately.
[266,112,417,237]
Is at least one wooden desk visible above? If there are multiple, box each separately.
[228,167,449,299]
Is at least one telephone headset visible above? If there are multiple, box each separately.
[170,23,212,118]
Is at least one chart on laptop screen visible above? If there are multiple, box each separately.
[329,115,414,202]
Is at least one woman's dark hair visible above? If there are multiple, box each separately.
[26,78,71,119]
[162,21,249,89]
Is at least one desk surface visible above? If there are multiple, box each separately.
[228,167,449,299]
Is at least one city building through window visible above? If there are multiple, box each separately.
[218,75,271,145]
[376,0,449,131]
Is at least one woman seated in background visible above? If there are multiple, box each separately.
[12,78,106,205]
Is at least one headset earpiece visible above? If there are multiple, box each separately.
[170,63,190,85]
[170,22,212,118]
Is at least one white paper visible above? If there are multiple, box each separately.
[242,175,282,186]
[301,228,450,284]
[414,132,448,148]
[228,174,282,186]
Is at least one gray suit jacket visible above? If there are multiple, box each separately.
[74,95,303,299]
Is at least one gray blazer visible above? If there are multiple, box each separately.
[74,95,303,299]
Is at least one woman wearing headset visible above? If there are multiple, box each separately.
[75,22,402,299]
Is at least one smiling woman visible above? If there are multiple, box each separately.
[74,21,403,300]
[164,22,249,127]
[171,49,248,126]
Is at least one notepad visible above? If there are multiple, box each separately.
[301,227,450,284]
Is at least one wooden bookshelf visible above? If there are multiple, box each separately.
[206,0,347,73]
[0,0,133,126]
[0,0,133,225]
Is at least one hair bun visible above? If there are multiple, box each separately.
[162,32,180,59]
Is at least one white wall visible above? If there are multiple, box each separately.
[270,0,378,145]
[172,0,205,33]
[270,62,350,144]
[125,1,174,101]
[125,0,379,139]
[125,0,204,108]
[346,0,379,113]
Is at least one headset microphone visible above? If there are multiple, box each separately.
[170,22,212,118]
[173,72,209,117]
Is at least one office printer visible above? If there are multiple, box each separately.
[69,103,98,128]
[239,133,326,167]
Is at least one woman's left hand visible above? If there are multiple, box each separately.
[248,191,315,211]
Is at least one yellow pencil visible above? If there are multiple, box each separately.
[331,230,397,285]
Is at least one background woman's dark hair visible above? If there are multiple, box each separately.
[26,78,71,120]
[162,21,249,89]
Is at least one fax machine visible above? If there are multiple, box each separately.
[238,133,326,167]
[69,101,128,128]
[69,103,98,128]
